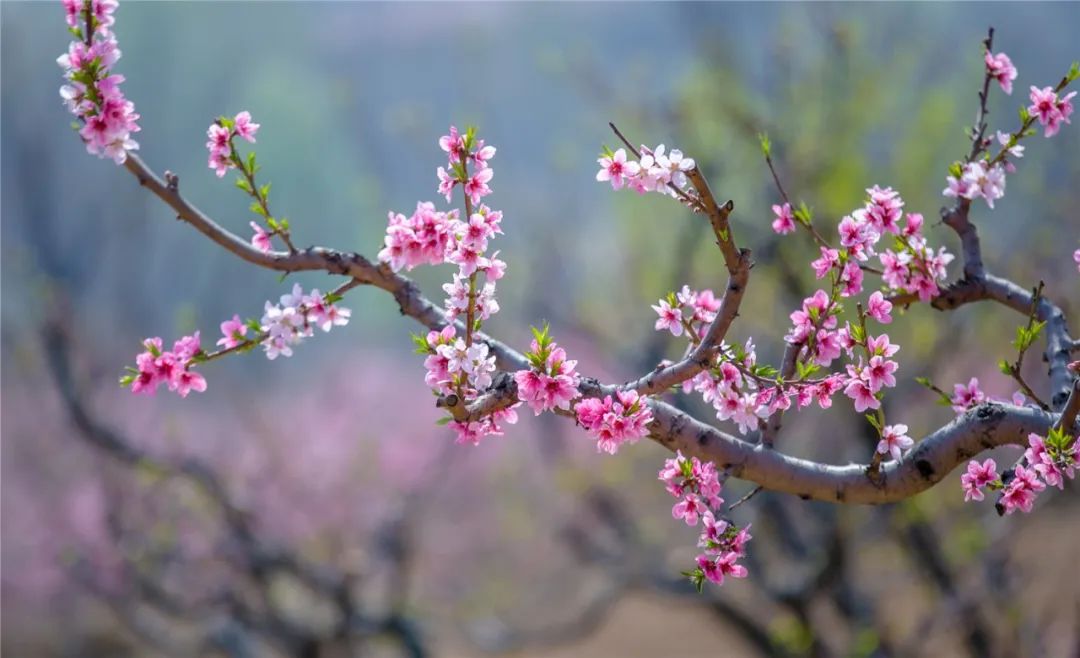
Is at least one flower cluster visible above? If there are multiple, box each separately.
[381,127,515,445]
[658,452,751,588]
[682,339,779,435]
[878,213,954,302]
[206,111,259,178]
[437,125,496,205]
[943,160,1008,209]
[377,202,456,271]
[378,127,507,326]
[514,325,580,415]
[58,0,140,163]
[260,284,351,360]
[122,334,206,398]
[424,329,496,393]
[962,430,1077,513]
[1028,85,1076,138]
[651,285,720,338]
[574,389,653,455]
[416,325,516,445]
[596,145,696,197]
[942,59,1078,209]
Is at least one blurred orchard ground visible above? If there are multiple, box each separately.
[2,2,1079,657]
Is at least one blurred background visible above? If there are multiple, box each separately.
[3,2,1079,657]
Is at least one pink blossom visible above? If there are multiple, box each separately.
[217,315,248,348]
[698,511,728,546]
[951,377,986,413]
[209,151,233,178]
[436,167,456,201]
[844,376,879,413]
[984,51,1017,95]
[577,390,653,454]
[813,330,842,367]
[234,111,259,142]
[962,161,1007,208]
[1074,248,1080,273]
[377,202,455,272]
[866,333,899,358]
[673,494,707,526]
[652,299,684,336]
[58,8,140,164]
[172,332,202,361]
[838,214,868,249]
[172,369,207,398]
[1028,86,1075,138]
[304,289,352,332]
[876,424,913,461]
[810,247,840,279]
[596,148,640,190]
[463,166,493,205]
[862,355,898,393]
[771,202,796,234]
[515,337,581,415]
[961,458,998,502]
[865,291,892,324]
[864,185,904,235]
[697,551,748,585]
[692,289,720,323]
[1028,86,1061,135]
[250,221,272,253]
[206,123,231,156]
[814,375,844,409]
[1001,465,1045,514]
[839,260,863,297]
[439,125,465,163]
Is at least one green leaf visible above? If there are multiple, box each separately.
[119,374,135,387]
[250,201,267,218]
[600,144,614,159]
[1029,320,1046,342]
[796,361,820,380]
[246,151,257,174]
[864,413,882,432]
[279,218,290,230]
[757,132,771,157]
[1045,426,1073,451]
[435,416,453,426]
[948,161,964,179]
[1067,61,1079,84]
[997,359,1012,375]
[794,201,813,225]
[754,365,779,379]
[235,177,252,194]
[411,332,430,354]
[245,318,262,332]
[266,217,280,230]
[1019,106,1030,123]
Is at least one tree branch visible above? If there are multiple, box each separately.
[118,152,1072,506]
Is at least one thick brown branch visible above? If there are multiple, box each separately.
[650,401,1058,504]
